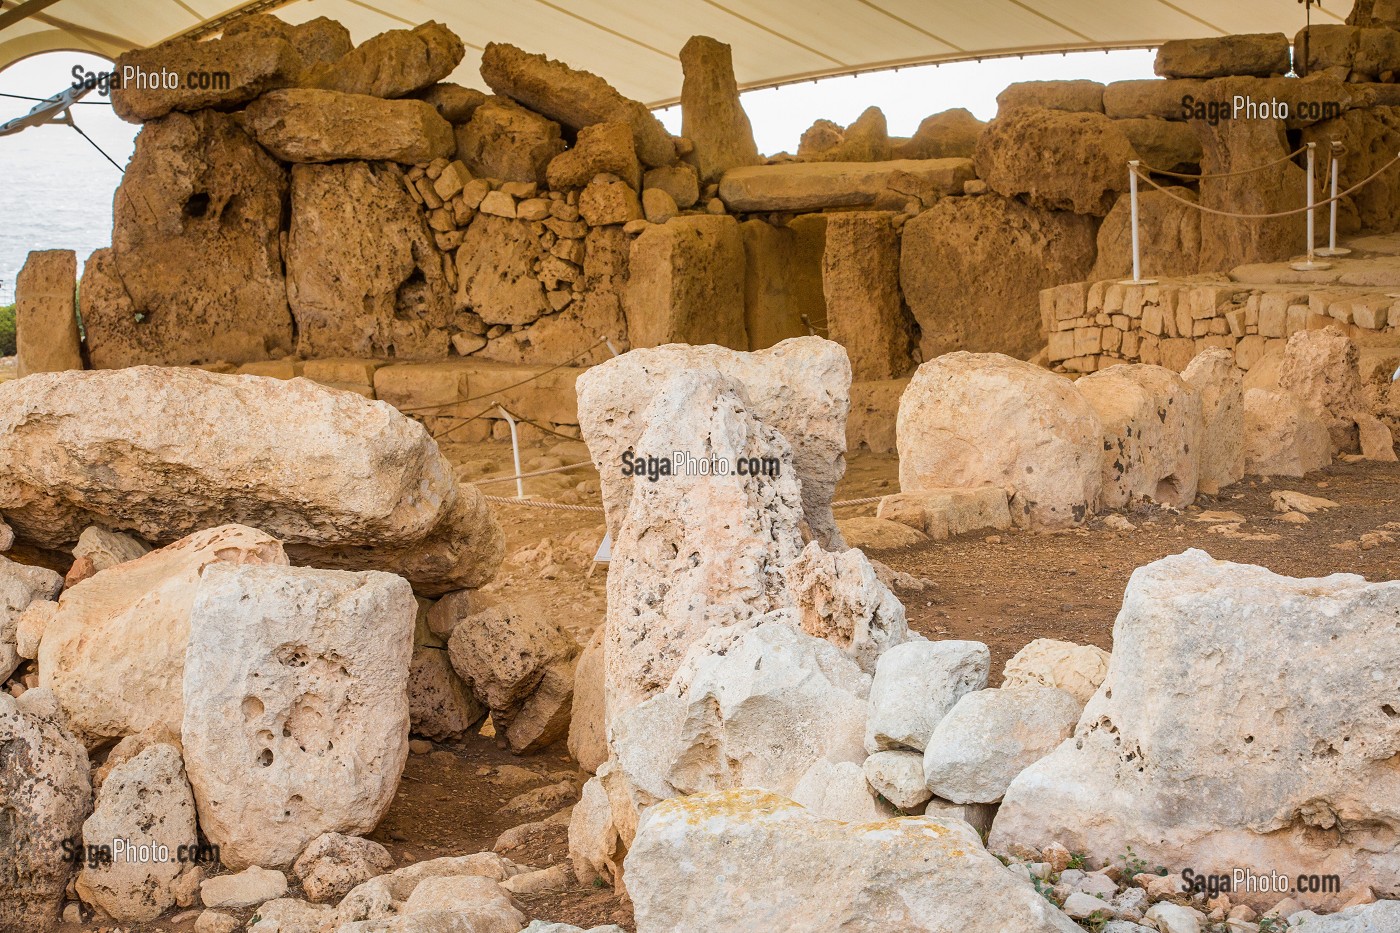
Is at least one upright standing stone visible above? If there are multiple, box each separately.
[822,212,916,381]
[624,215,747,350]
[1182,348,1246,494]
[741,216,825,350]
[14,249,82,378]
[679,36,762,183]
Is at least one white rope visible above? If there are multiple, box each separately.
[474,460,595,485]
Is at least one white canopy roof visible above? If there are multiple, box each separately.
[0,0,1341,107]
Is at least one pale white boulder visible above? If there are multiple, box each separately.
[397,875,526,932]
[602,370,805,719]
[898,352,1103,528]
[568,776,623,887]
[922,686,1081,804]
[791,758,897,822]
[782,539,912,673]
[861,749,932,810]
[1181,348,1245,494]
[78,743,199,921]
[293,832,394,903]
[0,553,62,681]
[1076,363,1202,508]
[990,549,1400,910]
[1001,638,1111,705]
[200,866,287,908]
[1244,388,1332,477]
[38,524,288,746]
[865,638,989,752]
[1290,901,1400,931]
[577,336,851,549]
[567,628,607,774]
[0,689,92,932]
[182,564,416,870]
[625,788,1083,932]
[606,615,870,845]
[73,526,150,572]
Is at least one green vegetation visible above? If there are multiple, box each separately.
[0,304,15,357]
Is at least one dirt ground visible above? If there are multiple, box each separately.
[54,440,1399,932]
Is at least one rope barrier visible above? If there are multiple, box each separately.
[1137,143,1308,180]
[1130,151,1400,219]
[474,459,595,485]
[481,491,887,511]
[399,338,607,415]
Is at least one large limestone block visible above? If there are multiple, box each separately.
[990,550,1400,910]
[92,110,292,369]
[891,108,984,159]
[624,215,747,351]
[1182,348,1246,494]
[456,97,566,185]
[294,832,394,903]
[576,336,850,551]
[73,527,149,573]
[1091,187,1202,280]
[1076,363,1203,508]
[822,211,917,381]
[791,758,896,823]
[1287,902,1400,931]
[865,639,989,753]
[1,555,62,681]
[222,13,352,68]
[782,541,910,675]
[14,249,82,378]
[568,628,607,774]
[305,22,463,99]
[182,564,416,870]
[37,525,288,747]
[862,749,932,811]
[546,121,639,190]
[1001,638,1110,705]
[679,36,761,182]
[797,107,891,162]
[922,686,1081,804]
[408,605,485,742]
[1116,118,1203,172]
[718,159,975,212]
[456,213,551,326]
[243,89,454,163]
[110,33,300,122]
[608,617,871,840]
[901,195,1097,360]
[897,353,1104,528]
[741,215,825,351]
[1195,78,1306,269]
[1244,388,1333,476]
[875,486,1011,540]
[415,82,487,123]
[288,161,454,359]
[479,42,675,168]
[626,788,1083,933]
[975,109,1136,215]
[0,690,92,932]
[1279,326,1366,452]
[996,80,1104,114]
[0,366,455,548]
[598,372,806,716]
[1155,34,1291,78]
[1300,107,1400,236]
[78,744,198,921]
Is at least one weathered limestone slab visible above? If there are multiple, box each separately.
[455,213,551,327]
[798,107,891,162]
[822,211,916,381]
[741,215,825,351]
[1244,388,1333,476]
[975,108,1135,215]
[996,80,1104,113]
[0,690,92,931]
[546,121,640,190]
[1279,325,1365,452]
[898,353,1103,528]
[222,13,352,68]
[717,159,974,212]
[288,161,454,359]
[1001,638,1110,705]
[576,337,850,551]
[901,195,1097,360]
[38,525,288,746]
[1115,118,1203,171]
[479,42,676,168]
[1300,107,1400,236]
[990,550,1400,911]
[624,215,747,350]
[865,639,988,753]
[891,108,984,159]
[680,36,761,182]
[875,487,1011,540]
[456,97,566,185]
[0,555,62,682]
[243,89,454,163]
[14,249,82,378]
[1155,34,1291,78]
[93,110,292,368]
[782,541,910,675]
[627,789,1082,933]
[414,82,487,123]
[1182,348,1246,494]
[304,22,463,99]
[110,34,300,122]
[1090,188,1201,280]
[183,564,416,870]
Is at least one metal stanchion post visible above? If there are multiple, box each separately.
[498,405,526,499]
[1119,161,1156,285]
[1292,142,1331,271]
[1317,141,1351,257]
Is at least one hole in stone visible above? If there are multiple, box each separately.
[257,748,273,767]
[1383,704,1398,719]
[183,192,210,218]
[241,696,264,720]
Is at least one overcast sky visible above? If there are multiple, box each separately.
[0,48,1156,302]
